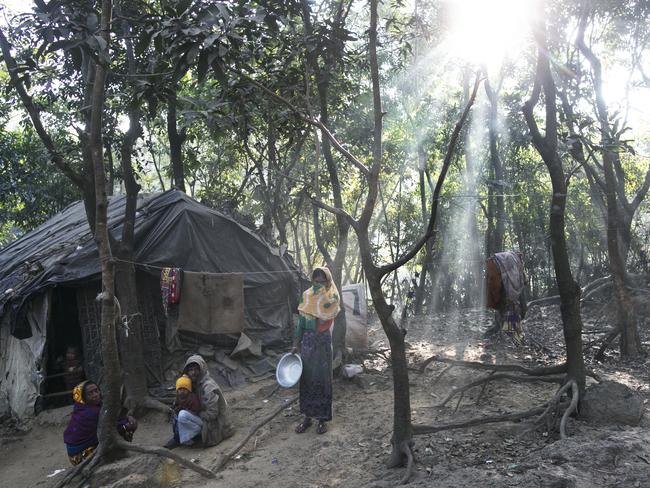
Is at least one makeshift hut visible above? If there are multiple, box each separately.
[0,190,303,421]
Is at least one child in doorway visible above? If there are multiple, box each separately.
[62,346,85,391]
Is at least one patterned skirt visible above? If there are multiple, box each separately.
[501,302,524,344]
[299,329,333,421]
[66,444,97,466]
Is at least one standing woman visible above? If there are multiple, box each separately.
[292,267,340,434]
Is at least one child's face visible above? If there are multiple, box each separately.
[66,348,78,361]
[177,387,190,400]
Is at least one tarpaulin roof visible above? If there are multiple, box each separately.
[0,190,304,339]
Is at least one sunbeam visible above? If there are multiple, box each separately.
[443,0,533,71]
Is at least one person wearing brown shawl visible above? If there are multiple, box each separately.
[183,354,234,446]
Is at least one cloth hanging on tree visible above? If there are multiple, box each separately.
[161,267,182,315]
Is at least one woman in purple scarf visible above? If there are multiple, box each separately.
[63,381,137,465]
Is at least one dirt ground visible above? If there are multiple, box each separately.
[1,303,649,488]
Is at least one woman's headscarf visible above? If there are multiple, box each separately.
[72,380,89,404]
[297,266,341,320]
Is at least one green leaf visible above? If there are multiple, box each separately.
[176,0,193,16]
[135,30,153,56]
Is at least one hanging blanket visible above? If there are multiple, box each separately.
[161,267,182,315]
[177,272,244,335]
[492,251,524,304]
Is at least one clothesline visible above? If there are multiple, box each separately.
[113,257,303,276]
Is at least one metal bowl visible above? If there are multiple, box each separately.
[276,353,303,388]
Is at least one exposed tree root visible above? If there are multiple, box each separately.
[51,441,113,488]
[475,371,496,405]
[527,295,561,308]
[432,364,454,384]
[528,380,578,437]
[412,406,547,434]
[439,373,565,407]
[51,455,93,488]
[559,381,579,439]
[51,438,216,487]
[116,440,216,478]
[124,395,173,416]
[414,378,580,441]
[142,396,173,413]
[398,441,415,485]
[595,327,620,361]
[419,355,567,376]
[212,395,298,472]
[534,381,572,425]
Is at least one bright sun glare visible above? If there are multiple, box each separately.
[444,0,532,69]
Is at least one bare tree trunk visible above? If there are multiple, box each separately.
[167,89,187,192]
[413,145,430,315]
[523,13,586,392]
[104,0,150,409]
[485,77,505,254]
[146,129,166,191]
[576,13,642,356]
[105,139,115,196]
[90,0,121,453]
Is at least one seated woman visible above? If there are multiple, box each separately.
[165,374,203,449]
[63,381,137,465]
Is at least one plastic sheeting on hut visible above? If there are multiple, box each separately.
[0,190,306,421]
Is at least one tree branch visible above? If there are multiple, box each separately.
[378,73,482,277]
[0,27,85,189]
[236,71,370,177]
[522,54,547,155]
[310,197,356,228]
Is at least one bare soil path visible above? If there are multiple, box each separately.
[2,305,649,487]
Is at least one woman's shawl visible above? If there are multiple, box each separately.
[297,267,341,320]
[63,402,100,447]
[63,381,131,448]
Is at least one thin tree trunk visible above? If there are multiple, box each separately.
[167,89,186,192]
[105,139,114,196]
[412,144,430,315]
[576,12,642,356]
[523,13,586,392]
[107,4,150,407]
[90,0,121,454]
[485,77,505,254]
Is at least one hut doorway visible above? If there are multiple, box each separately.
[42,287,84,409]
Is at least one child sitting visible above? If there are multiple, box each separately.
[164,375,202,449]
